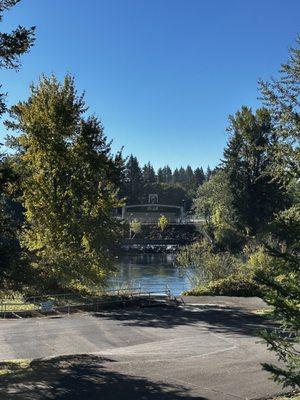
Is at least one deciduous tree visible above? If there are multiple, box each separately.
[6,75,123,291]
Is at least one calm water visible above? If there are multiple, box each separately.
[110,253,191,296]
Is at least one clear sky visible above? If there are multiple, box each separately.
[1,0,299,170]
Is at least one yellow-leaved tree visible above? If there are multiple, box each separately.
[6,75,123,292]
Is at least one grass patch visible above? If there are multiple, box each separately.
[254,308,275,318]
[0,293,95,313]
[0,359,31,377]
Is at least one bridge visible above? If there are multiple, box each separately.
[121,203,185,224]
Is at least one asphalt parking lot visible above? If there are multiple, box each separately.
[0,297,286,400]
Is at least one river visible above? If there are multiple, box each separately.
[109,253,191,296]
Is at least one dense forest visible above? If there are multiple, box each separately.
[120,156,212,209]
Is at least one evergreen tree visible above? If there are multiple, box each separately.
[142,162,156,185]
[172,168,180,184]
[6,75,122,291]
[205,165,212,180]
[162,165,172,184]
[254,38,300,389]
[0,0,35,288]
[194,167,205,187]
[223,106,287,235]
[0,152,26,288]
[157,167,164,183]
[123,155,143,204]
[157,166,172,184]
[178,167,186,184]
[185,165,194,191]
[0,0,35,114]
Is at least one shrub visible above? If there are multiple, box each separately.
[177,240,243,286]
[130,218,141,238]
[157,215,168,232]
[183,274,262,297]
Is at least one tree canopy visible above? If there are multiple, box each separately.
[6,75,123,291]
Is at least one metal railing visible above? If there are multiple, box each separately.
[0,284,175,318]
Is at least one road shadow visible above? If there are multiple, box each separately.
[93,305,274,336]
[0,354,206,400]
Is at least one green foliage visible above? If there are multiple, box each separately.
[157,214,168,232]
[121,160,207,210]
[0,0,35,114]
[142,162,156,184]
[184,275,262,297]
[193,170,244,251]
[122,155,144,204]
[157,166,172,184]
[130,218,141,237]
[254,38,300,389]
[177,240,244,286]
[6,75,123,291]
[254,212,300,388]
[223,106,288,235]
[0,0,35,289]
[194,170,234,227]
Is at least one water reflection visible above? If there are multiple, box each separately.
[110,253,191,296]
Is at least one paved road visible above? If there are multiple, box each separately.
[0,297,286,400]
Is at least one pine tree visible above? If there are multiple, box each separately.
[0,0,35,115]
[142,162,156,185]
[156,166,172,184]
[178,167,186,184]
[185,165,194,191]
[123,155,143,204]
[194,167,205,187]
[6,75,123,291]
[162,165,172,184]
[0,0,35,288]
[223,106,287,235]
[254,38,300,389]
[172,168,180,184]
[205,166,212,180]
[157,167,164,183]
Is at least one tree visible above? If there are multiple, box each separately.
[142,162,156,185]
[0,152,27,288]
[123,155,143,204]
[163,165,172,184]
[194,170,233,227]
[158,214,168,232]
[0,0,35,114]
[178,167,186,184]
[205,166,212,180]
[129,218,141,238]
[194,167,205,187]
[254,38,300,389]
[0,0,35,288]
[157,166,172,184]
[6,75,123,291]
[185,165,194,192]
[172,168,180,184]
[223,106,287,235]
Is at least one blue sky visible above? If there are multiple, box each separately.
[1,0,299,170]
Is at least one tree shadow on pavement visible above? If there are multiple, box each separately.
[0,354,206,400]
[93,305,274,336]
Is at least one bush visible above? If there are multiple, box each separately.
[157,215,168,232]
[177,240,243,286]
[183,274,262,297]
